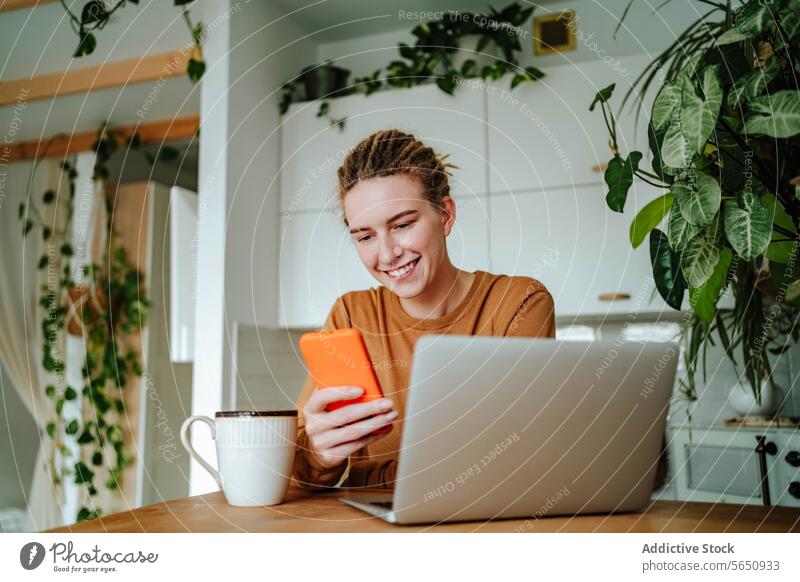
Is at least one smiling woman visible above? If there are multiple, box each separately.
[292,129,556,490]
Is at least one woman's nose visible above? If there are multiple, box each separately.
[379,236,403,265]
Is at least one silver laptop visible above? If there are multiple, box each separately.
[341,335,677,525]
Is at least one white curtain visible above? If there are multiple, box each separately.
[0,158,70,531]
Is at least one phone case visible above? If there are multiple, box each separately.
[299,328,391,435]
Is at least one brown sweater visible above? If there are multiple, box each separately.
[291,270,556,490]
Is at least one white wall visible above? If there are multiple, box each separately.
[190,0,318,495]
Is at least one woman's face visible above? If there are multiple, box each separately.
[343,173,455,298]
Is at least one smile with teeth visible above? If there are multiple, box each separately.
[385,257,420,280]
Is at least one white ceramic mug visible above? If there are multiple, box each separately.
[180,410,297,506]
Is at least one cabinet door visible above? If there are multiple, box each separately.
[668,427,766,505]
[489,182,670,317]
[280,83,488,213]
[448,194,491,272]
[278,209,376,329]
[278,195,491,328]
[486,54,652,193]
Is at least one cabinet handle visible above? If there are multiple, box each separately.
[789,482,800,499]
[598,292,631,301]
[755,435,777,506]
[591,163,608,173]
[786,451,800,467]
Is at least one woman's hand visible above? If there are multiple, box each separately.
[303,386,397,470]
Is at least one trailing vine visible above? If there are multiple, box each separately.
[19,123,167,522]
[61,0,206,83]
[279,1,545,129]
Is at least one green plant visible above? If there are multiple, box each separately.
[591,0,800,407]
[19,124,158,523]
[59,0,206,82]
[279,2,545,129]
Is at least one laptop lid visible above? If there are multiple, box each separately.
[390,336,677,525]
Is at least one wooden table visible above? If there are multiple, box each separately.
[46,486,800,533]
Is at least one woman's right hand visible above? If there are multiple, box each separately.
[302,386,397,470]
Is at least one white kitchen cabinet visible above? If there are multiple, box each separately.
[486,53,653,193]
[278,195,490,328]
[280,83,488,213]
[278,208,374,329]
[489,181,670,317]
[446,193,491,273]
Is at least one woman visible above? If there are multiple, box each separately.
[293,129,556,490]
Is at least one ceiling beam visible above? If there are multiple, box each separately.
[3,114,200,162]
[0,0,58,13]
[0,49,192,106]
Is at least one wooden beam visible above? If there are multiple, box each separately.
[0,0,58,13]
[0,49,193,106]
[3,115,200,162]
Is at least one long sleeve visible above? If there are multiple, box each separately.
[293,364,398,490]
[292,296,353,490]
[502,280,556,339]
[292,295,397,490]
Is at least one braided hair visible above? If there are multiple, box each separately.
[336,129,458,227]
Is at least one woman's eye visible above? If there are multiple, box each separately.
[395,222,411,230]
[358,235,372,243]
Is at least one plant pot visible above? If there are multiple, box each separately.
[727,379,781,417]
[66,285,108,336]
[299,64,350,100]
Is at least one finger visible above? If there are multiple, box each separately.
[322,431,386,465]
[306,385,364,412]
[316,410,398,450]
[319,398,394,429]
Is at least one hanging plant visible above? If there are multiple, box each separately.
[279,2,545,129]
[18,123,171,522]
[60,0,206,83]
[590,0,800,408]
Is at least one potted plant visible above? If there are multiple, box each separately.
[298,61,352,101]
[590,0,800,414]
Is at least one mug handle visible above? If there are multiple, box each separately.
[180,415,224,490]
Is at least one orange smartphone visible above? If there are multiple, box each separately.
[299,328,392,435]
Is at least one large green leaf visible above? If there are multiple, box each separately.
[681,224,721,288]
[660,118,693,169]
[728,57,781,110]
[689,246,733,323]
[735,0,775,36]
[689,66,724,152]
[744,91,800,138]
[604,151,643,212]
[668,204,700,252]
[673,171,721,227]
[649,228,686,310]
[589,83,615,112]
[629,193,674,249]
[660,66,723,168]
[716,28,751,45]
[723,195,772,259]
[651,82,680,133]
[762,192,797,263]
